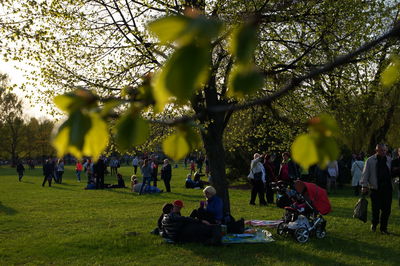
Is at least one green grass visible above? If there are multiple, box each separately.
[1,164,399,265]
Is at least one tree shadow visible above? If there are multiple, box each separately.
[308,235,400,263]
[0,202,18,215]
[178,241,340,265]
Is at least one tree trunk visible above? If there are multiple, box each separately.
[202,121,230,215]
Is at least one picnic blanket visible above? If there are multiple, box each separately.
[222,230,274,244]
[244,219,283,228]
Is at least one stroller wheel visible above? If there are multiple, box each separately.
[294,227,309,243]
[277,222,286,236]
[315,227,326,239]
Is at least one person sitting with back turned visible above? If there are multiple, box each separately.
[161,200,221,244]
[151,203,175,235]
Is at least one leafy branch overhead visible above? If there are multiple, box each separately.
[51,9,400,166]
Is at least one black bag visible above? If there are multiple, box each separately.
[353,196,368,223]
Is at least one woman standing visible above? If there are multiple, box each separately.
[161,159,172,192]
[351,155,364,196]
[248,153,267,206]
[139,159,152,195]
[56,159,65,184]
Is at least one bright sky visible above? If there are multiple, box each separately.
[1,59,54,120]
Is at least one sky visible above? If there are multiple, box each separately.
[1,58,54,120]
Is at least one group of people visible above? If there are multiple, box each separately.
[185,154,209,176]
[154,186,231,245]
[136,157,172,195]
[248,152,301,206]
[41,158,65,187]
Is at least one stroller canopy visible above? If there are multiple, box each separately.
[302,182,332,215]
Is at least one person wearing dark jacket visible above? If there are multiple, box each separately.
[361,144,393,234]
[94,158,106,189]
[42,159,54,187]
[16,161,25,182]
[161,200,221,244]
[161,159,172,192]
[263,154,277,204]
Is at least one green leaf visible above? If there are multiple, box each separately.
[309,114,339,137]
[54,94,85,113]
[51,111,92,159]
[381,58,400,87]
[148,16,190,44]
[229,23,258,64]
[227,65,264,98]
[291,134,319,170]
[52,122,71,157]
[115,113,149,152]
[68,111,92,150]
[100,99,120,116]
[152,72,173,112]
[83,113,109,160]
[154,43,209,101]
[53,89,96,114]
[148,15,222,46]
[162,125,201,161]
[317,137,340,168]
[162,132,191,161]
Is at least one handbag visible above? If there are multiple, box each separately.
[353,196,368,223]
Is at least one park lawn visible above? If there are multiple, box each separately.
[0,165,399,266]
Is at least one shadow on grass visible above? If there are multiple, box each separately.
[308,235,400,263]
[50,186,73,191]
[179,241,340,265]
[169,192,203,199]
[0,202,18,215]
[22,181,34,184]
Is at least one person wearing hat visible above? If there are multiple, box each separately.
[161,200,221,244]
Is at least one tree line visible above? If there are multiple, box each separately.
[0,73,55,165]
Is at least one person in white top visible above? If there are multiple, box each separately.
[351,155,364,196]
[327,160,339,193]
[248,153,267,206]
[132,156,139,175]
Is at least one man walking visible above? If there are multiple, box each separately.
[361,144,392,234]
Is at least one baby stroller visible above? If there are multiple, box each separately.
[274,181,331,243]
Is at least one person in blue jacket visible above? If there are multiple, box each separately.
[190,186,223,224]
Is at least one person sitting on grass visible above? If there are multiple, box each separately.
[132,177,163,194]
[151,203,174,235]
[106,173,127,188]
[161,200,221,245]
[185,174,203,189]
[190,186,223,224]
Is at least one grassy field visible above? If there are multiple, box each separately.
[0,164,399,266]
